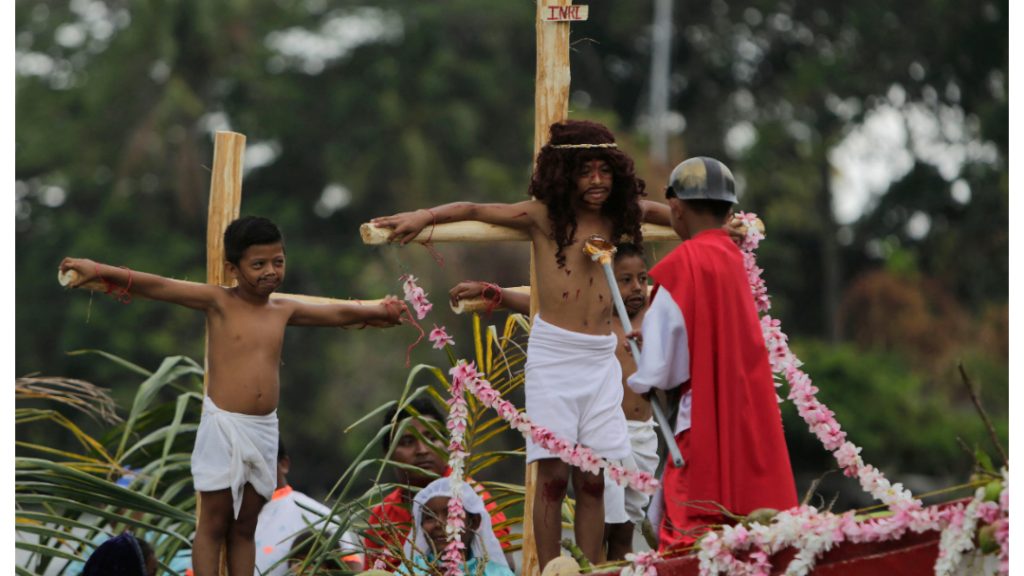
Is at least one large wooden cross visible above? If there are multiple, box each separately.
[359,3,676,574]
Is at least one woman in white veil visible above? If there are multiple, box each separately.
[400,477,513,575]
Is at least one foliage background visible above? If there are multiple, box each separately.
[16,0,1007,511]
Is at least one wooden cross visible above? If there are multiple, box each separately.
[359,3,676,574]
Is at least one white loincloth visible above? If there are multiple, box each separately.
[525,315,631,464]
[191,396,278,519]
[604,418,660,524]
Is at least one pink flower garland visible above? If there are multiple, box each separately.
[691,213,1011,575]
[442,362,469,576]
[621,550,660,576]
[734,211,918,509]
[448,361,659,495]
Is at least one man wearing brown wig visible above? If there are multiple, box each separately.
[372,120,671,569]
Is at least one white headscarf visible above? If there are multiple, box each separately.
[402,477,509,568]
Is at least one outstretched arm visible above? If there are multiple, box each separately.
[449,281,530,315]
[286,295,407,328]
[59,257,222,311]
[640,200,748,244]
[640,199,672,227]
[370,200,540,245]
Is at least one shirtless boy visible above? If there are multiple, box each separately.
[448,243,657,561]
[60,216,405,575]
[372,120,671,568]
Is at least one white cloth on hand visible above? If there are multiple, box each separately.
[524,315,631,464]
[191,395,278,519]
[627,289,693,434]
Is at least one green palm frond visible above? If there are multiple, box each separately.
[15,352,200,574]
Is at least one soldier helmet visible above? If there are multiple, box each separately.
[665,156,737,204]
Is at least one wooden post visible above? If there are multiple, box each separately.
[524,2,573,574]
[204,131,245,576]
[206,132,246,288]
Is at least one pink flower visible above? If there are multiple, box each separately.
[429,324,455,349]
[449,361,479,386]
[400,275,434,319]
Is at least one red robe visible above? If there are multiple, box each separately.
[649,228,797,549]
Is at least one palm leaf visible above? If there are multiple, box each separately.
[67,349,153,377]
[15,377,121,424]
[116,355,203,459]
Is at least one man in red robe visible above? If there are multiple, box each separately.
[627,157,798,550]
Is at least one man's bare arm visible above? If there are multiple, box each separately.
[640,200,673,226]
[449,281,530,315]
[60,257,222,311]
[370,200,540,245]
[286,295,407,328]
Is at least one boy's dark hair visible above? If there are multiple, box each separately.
[614,242,645,263]
[529,120,646,268]
[81,532,152,576]
[224,216,284,265]
[380,397,446,453]
[682,199,734,221]
[278,437,288,463]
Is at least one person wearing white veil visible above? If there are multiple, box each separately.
[400,477,513,576]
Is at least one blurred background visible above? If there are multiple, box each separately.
[16,0,1007,509]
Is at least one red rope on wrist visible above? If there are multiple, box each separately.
[480,282,503,315]
[118,267,133,304]
[401,306,425,367]
[419,209,445,268]
[95,264,132,304]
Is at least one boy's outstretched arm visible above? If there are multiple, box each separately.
[449,281,530,315]
[60,257,222,310]
[286,295,407,328]
[370,200,540,245]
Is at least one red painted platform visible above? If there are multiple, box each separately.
[649,529,941,576]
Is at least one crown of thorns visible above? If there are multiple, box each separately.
[549,142,618,149]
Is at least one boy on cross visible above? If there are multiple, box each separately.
[60,216,406,576]
[371,120,671,569]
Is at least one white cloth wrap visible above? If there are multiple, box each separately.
[524,315,631,464]
[191,396,278,519]
[603,418,660,524]
[402,477,509,567]
[255,488,363,576]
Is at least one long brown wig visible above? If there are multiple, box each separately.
[528,120,646,268]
